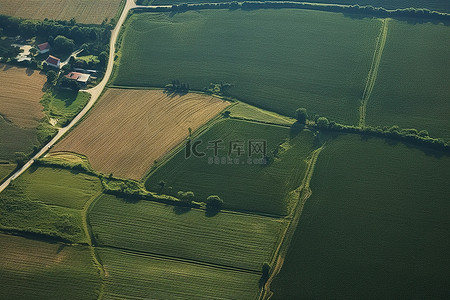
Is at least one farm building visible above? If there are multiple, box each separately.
[45,55,60,68]
[65,72,91,85]
[37,42,51,54]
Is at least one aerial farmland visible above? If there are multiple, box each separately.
[0,0,449,299]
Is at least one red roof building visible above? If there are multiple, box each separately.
[65,72,91,85]
[45,55,60,68]
[37,42,51,54]
[65,72,82,80]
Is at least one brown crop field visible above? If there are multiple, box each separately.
[0,0,123,24]
[0,64,46,128]
[53,88,229,180]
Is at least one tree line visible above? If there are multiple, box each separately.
[137,2,450,21]
[295,108,450,151]
[0,15,111,44]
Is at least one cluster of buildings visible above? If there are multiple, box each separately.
[39,42,96,86]
[10,40,97,87]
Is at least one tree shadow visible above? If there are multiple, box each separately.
[259,276,266,288]
[289,122,304,139]
[2,64,13,71]
[28,165,39,174]
[173,205,191,215]
[119,195,140,204]
[53,89,78,107]
[69,168,82,175]
[164,89,188,98]
[25,67,35,76]
[205,209,220,217]
[56,244,65,254]
[342,11,450,26]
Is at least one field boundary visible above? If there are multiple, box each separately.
[134,2,450,22]
[359,18,389,127]
[142,116,289,183]
[229,116,292,128]
[96,244,261,275]
[260,144,325,300]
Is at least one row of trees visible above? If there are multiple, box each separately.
[315,120,450,151]
[165,80,190,93]
[295,107,449,151]
[0,15,111,42]
[203,82,233,96]
[139,2,450,21]
[176,190,224,211]
[159,181,224,212]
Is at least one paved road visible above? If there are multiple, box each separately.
[0,0,136,193]
[60,49,84,68]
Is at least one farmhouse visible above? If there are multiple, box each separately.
[37,42,51,54]
[45,55,60,68]
[65,71,91,85]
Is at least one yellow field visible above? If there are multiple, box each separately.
[0,64,46,128]
[53,89,229,180]
[0,0,123,24]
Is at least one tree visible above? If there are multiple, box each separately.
[29,59,38,69]
[98,51,108,68]
[53,35,75,53]
[88,29,97,41]
[59,76,80,92]
[61,63,72,74]
[68,26,83,43]
[46,70,57,85]
[29,47,38,56]
[206,195,223,211]
[418,130,429,137]
[14,152,28,166]
[177,191,195,203]
[316,117,329,128]
[295,107,308,124]
[223,110,231,118]
[158,180,166,193]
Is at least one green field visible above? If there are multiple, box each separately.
[41,90,91,127]
[14,166,102,209]
[0,116,39,161]
[98,247,261,299]
[90,193,285,272]
[113,9,379,124]
[0,166,102,242]
[146,119,316,216]
[228,102,295,126]
[366,20,450,140]
[0,162,15,182]
[0,89,89,162]
[0,234,101,300]
[271,134,450,298]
